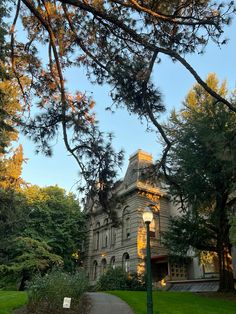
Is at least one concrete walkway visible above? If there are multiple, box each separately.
[85,292,134,314]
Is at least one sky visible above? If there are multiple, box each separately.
[18,17,236,195]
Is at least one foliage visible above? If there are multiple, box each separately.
[6,0,235,213]
[126,272,146,291]
[0,185,86,290]
[3,237,63,291]
[109,291,236,314]
[0,145,26,191]
[96,267,145,291]
[0,0,22,151]
[0,1,25,192]
[0,291,28,314]
[21,185,87,271]
[27,269,88,313]
[163,74,236,291]
[96,267,128,291]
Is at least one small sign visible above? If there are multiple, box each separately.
[63,297,71,308]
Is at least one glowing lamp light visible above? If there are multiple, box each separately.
[143,207,154,224]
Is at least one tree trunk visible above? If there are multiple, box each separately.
[218,246,235,291]
[19,270,29,291]
[216,193,235,292]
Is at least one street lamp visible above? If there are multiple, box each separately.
[143,206,154,314]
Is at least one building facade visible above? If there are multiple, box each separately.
[84,150,217,285]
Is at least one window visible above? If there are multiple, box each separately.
[95,231,100,250]
[101,258,107,275]
[122,253,130,273]
[111,227,117,246]
[104,229,109,247]
[93,261,98,280]
[125,217,131,239]
[122,207,131,240]
[94,222,100,250]
[149,218,156,238]
[170,263,187,280]
[110,256,116,269]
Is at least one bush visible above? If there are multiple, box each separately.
[96,267,128,291]
[27,269,88,313]
[96,267,146,291]
[126,272,146,291]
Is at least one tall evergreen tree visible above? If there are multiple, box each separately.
[163,74,236,291]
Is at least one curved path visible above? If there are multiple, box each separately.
[85,292,134,314]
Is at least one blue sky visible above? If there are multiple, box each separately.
[19,18,236,194]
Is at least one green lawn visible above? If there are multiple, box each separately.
[108,291,236,314]
[0,291,27,314]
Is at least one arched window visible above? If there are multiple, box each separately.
[122,253,130,273]
[101,258,107,275]
[122,207,131,240]
[93,260,98,280]
[110,256,116,269]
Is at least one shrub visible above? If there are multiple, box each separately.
[126,272,146,291]
[96,267,146,291]
[96,267,128,291]
[27,269,88,313]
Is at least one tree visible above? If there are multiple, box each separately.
[163,74,236,291]
[22,185,87,270]
[0,0,22,153]
[0,0,26,192]
[0,145,26,191]
[7,1,235,210]
[0,184,86,289]
[3,237,63,291]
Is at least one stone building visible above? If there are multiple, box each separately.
[83,150,217,285]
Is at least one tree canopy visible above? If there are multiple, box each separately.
[0,185,86,290]
[163,73,236,291]
[5,0,235,210]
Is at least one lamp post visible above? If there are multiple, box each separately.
[143,206,154,314]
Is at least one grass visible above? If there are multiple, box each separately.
[0,291,28,314]
[108,291,236,314]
